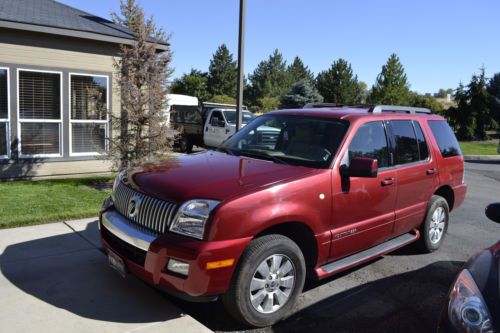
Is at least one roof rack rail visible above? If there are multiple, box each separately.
[369,105,431,114]
[302,102,432,114]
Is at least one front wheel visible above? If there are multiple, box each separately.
[418,195,450,253]
[222,234,306,327]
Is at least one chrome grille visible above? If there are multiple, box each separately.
[113,181,177,234]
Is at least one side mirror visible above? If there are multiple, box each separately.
[340,157,378,178]
[485,203,500,223]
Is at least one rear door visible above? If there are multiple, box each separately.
[330,120,397,260]
[388,119,439,236]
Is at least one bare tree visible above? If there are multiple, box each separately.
[110,0,173,170]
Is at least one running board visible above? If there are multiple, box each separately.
[319,231,419,276]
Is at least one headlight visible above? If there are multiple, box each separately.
[448,269,495,333]
[169,199,220,240]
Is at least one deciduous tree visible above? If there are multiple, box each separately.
[170,69,210,102]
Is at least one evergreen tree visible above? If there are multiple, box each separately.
[315,58,362,103]
[488,73,500,151]
[280,80,323,109]
[248,49,288,104]
[468,67,491,139]
[110,0,173,169]
[207,44,237,97]
[368,53,411,105]
[287,56,314,84]
[447,82,475,140]
[170,69,210,102]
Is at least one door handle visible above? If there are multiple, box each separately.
[426,168,437,175]
[381,177,395,186]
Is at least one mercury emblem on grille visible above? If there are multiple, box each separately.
[127,194,142,218]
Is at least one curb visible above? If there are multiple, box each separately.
[463,154,500,161]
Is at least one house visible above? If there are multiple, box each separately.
[0,0,168,179]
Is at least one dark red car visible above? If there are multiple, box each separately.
[99,104,467,327]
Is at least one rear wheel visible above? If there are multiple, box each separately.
[418,195,449,253]
[222,234,306,327]
[179,136,193,154]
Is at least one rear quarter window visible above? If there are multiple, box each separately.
[427,120,462,157]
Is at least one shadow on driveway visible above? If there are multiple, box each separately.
[178,259,463,332]
[0,221,185,324]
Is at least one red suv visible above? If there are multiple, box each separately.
[99,105,467,327]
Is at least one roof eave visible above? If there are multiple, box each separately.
[0,20,169,51]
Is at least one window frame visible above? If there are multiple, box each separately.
[0,67,10,159]
[68,72,109,157]
[386,119,431,167]
[343,120,393,170]
[17,68,63,158]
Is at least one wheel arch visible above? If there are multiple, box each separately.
[254,221,319,278]
[434,185,455,211]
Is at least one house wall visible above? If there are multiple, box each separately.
[0,28,121,179]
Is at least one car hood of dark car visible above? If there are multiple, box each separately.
[125,151,322,203]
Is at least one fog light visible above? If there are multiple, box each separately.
[167,259,189,276]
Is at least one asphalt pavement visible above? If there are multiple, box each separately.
[178,161,500,332]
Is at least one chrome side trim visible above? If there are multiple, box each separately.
[101,210,157,251]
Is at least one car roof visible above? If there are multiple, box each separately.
[267,107,445,122]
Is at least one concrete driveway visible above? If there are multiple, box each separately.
[0,219,210,333]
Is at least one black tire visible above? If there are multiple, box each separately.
[179,136,193,154]
[417,195,450,253]
[222,234,306,327]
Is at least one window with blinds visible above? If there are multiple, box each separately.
[0,68,9,157]
[70,74,108,155]
[19,71,61,120]
[18,70,62,157]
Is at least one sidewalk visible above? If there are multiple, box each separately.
[0,218,211,333]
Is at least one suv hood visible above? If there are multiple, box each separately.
[126,151,320,203]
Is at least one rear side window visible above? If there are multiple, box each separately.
[428,120,462,157]
[347,121,390,168]
[390,120,419,164]
[413,121,429,161]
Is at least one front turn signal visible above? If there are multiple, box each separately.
[206,259,235,270]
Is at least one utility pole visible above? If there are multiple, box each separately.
[235,0,246,131]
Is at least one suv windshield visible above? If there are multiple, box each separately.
[223,111,255,124]
[221,114,349,168]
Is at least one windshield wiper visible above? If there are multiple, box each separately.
[238,149,289,165]
[216,147,235,156]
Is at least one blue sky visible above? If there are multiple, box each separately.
[60,0,500,94]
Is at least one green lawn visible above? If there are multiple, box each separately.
[0,176,114,229]
[459,141,499,155]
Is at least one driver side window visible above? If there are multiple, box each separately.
[210,111,224,127]
[347,121,390,168]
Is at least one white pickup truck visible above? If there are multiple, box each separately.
[168,95,255,153]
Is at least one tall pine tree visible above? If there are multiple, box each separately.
[248,49,288,105]
[315,58,362,103]
[287,56,314,85]
[368,53,411,105]
[207,44,237,97]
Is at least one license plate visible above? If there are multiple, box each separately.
[108,250,126,278]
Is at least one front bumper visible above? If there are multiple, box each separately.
[99,208,252,299]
